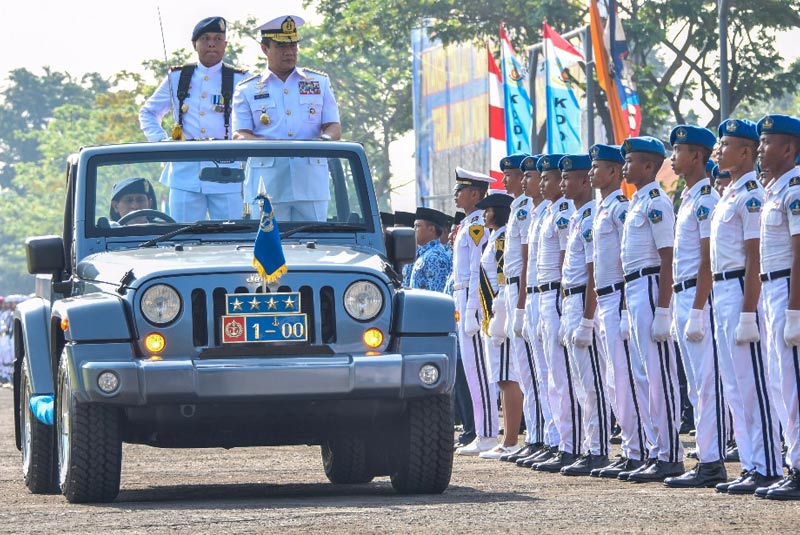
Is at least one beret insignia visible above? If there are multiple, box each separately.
[590,146,599,158]
[696,205,710,221]
[726,120,738,133]
[648,209,663,223]
[623,140,632,152]
[676,127,687,140]
[745,180,758,191]
[542,157,550,168]
[745,198,762,212]
[649,189,661,198]
[562,157,573,170]
[763,116,774,130]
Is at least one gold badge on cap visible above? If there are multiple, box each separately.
[726,120,738,133]
[282,16,296,34]
[676,127,687,140]
[763,116,774,130]
[623,140,632,152]
[563,157,573,170]
[542,157,550,168]
[590,146,598,158]
[502,158,510,167]
[219,19,226,31]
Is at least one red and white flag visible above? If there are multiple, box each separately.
[487,49,506,189]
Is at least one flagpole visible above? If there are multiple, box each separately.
[584,25,595,149]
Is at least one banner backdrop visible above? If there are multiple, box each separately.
[542,22,585,154]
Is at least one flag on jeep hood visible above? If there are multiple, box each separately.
[252,194,287,283]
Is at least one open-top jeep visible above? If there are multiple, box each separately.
[13,141,456,503]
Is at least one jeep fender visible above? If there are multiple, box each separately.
[14,298,54,395]
[51,292,132,343]
[392,289,456,335]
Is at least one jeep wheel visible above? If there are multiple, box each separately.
[20,360,58,494]
[321,436,374,484]
[390,394,453,494]
[56,350,122,503]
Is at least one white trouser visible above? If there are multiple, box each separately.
[596,288,651,461]
[673,287,727,463]
[712,277,782,476]
[563,290,611,456]
[484,335,517,383]
[625,274,683,463]
[272,201,328,222]
[539,287,582,455]
[455,288,499,439]
[505,281,543,445]
[761,278,800,470]
[525,287,559,447]
[169,189,243,221]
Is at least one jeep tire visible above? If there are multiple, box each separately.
[56,350,122,503]
[321,436,374,484]
[390,394,453,494]
[20,360,58,494]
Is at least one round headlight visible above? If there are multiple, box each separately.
[343,281,383,321]
[140,284,181,325]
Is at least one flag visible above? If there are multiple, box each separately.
[500,23,533,156]
[252,192,287,284]
[488,48,506,187]
[607,0,641,138]
[542,22,584,153]
[590,0,627,143]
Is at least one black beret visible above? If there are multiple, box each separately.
[380,211,395,226]
[453,212,466,226]
[475,192,513,210]
[111,177,153,202]
[415,207,450,228]
[192,16,227,41]
[394,211,416,227]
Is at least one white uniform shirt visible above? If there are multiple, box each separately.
[453,209,487,311]
[525,200,552,288]
[562,199,596,288]
[760,169,800,273]
[504,195,531,278]
[674,179,719,283]
[710,171,764,273]
[537,197,574,285]
[621,181,674,274]
[481,226,506,294]
[592,189,628,288]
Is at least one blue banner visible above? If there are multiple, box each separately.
[500,26,532,154]
[252,194,287,284]
[543,23,584,154]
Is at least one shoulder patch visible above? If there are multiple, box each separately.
[303,66,329,77]
[469,225,485,245]
[789,199,800,215]
[581,208,591,219]
[582,228,593,242]
[516,209,529,221]
[556,217,569,229]
[700,185,712,195]
[649,189,661,199]
[238,73,260,85]
[745,180,758,191]
[696,205,710,221]
[616,194,629,203]
[790,176,800,187]
[648,209,663,223]
[559,202,569,211]
[745,198,762,213]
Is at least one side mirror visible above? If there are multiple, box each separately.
[384,227,416,272]
[26,236,65,275]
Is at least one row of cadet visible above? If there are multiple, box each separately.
[391,114,800,501]
[0,295,29,384]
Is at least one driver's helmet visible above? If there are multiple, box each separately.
[109,177,158,221]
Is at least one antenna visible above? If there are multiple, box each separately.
[157,6,183,140]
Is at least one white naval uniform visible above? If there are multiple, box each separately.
[561,199,610,456]
[710,172,782,477]
[673,179,726,463]
[621,181,683,463]
[536,197,582,455]
[760,169,800,471]
[139,61,250,221]
[480,227,517,383]
[504,195,542,445]
[232,66,340,221]
[453,210,498,438]
[593,190,651,462]
[524,199,559,447]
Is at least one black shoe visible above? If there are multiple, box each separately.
[716,470,751,493]
[727,471,782,495]
[686,448,698,460]
[618,458,654,481]
[561,454,610,476]
[725,445,740,462]
[755,475,789,498]
[765,469,800,501]
[501,442,541,463]
[609,432,622,445]
[518,445,557,467]
[664,461,727,488]
[591,457,626,478]
[628,460,686,483]
[534,451,579,472]
[679,421,694,435]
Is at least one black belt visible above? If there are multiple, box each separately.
[534,281,561,294]
[509,276,520,285]
[596,281,625,296]
[562,284,586,297]
[624,266,660,283]
[526,287,534,294]
[673,278,697,293]
[760,269,791,282]
[713,269,746,281]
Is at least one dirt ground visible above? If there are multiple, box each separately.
[0,386,796,534]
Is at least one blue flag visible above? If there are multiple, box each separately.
[252,194,287,283]
[500,24,532,154]
[543,22,584,154]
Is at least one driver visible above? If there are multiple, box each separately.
[110,177,158,224]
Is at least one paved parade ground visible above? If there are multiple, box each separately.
[0,388,796,534]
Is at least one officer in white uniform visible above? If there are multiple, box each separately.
[711,118,783,494]
[754,114,800,500]
[663,125,728,488]
[139,17,250,221]
[557,154,611,476]
[619,137,685,483]
[233,15,341,222]
[587,144,652,479]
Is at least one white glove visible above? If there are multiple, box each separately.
[513,308,525,336]
[492,293,505,315]
[785,309,800,347]
[558,317,568,346]
[488,302,507,344]
[685,308,705,342]
[651,307,672,342]
[572,317,594,348]
[734,312,760,344]
[619,310,631,340]
[464,308,480,337]
[536,321,544,342]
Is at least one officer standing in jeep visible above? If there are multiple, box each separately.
[139,16,250,221]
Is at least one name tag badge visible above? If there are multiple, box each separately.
[298,81,321,95]
[254,92,270,100]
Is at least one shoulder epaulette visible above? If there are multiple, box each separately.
[559,202,569,211]
[616,194,629,202]
[581,208,591,219]
[745,180,758,191]
[237,74,260,86]
[700,185,712,195]
[649,189,661,199]
[519,198,529,206]
[790,176,800,187]
[303,66,329,77]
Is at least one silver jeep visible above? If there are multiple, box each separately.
[13,141,456,503]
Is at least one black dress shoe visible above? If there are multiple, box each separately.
[755,476,789,498]
[716,470,751,493]
[628,460,686,483]
[725,445,740,462]
[727,471,782,495]
[501,442,540,462]
[664,461,727,488]
[765,469,800,501]
[519,445,557,467]
[591,457,625,478]
[561,454,610,476]
[618,458,654,481]
[534,451,579,472]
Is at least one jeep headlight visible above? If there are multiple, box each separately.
[140,284,181,325]
[343,281,383,321]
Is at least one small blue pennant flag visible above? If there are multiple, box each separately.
[252,192,287,283]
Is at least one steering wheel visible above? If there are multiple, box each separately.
[117,209,176,225]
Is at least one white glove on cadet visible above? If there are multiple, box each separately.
[619,310,631,340]
[734,312,760,344]
[651,307,672,342]
[784,309,800,347]
[465,308,480,337]
[513,308,525,336]
[684,308,705,342]
[488,298,508,346]
[572,317,594,348]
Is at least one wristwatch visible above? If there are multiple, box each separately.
[319,133,332,141]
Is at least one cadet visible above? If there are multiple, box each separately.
[754,114,800,500]
[139,16,249,221]
[712,118,783,494]
[557,154,611,476]
[233,15,341,221]
[452,168,499,455]
[619,137,684,482]
[663,126,728,488]
[409,207,452,293]
[587,144,651,479]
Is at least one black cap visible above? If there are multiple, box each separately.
[415,207,450,228]
[453,212,466,226]
[394,211,416,227]
[379,211,395,226]
[111,177,153,202]
[475,192,513,210]
[192,17,227,41]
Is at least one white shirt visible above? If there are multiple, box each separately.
[592,189,628,288]
[562,199,596,288]
[537,197,574,285]
[710,171,764,273]
[504,195,532,278]
[525,200,552,288]
[760,169,800,273]
[621,181,674,274]
[674,179,719,283]
[453,209,487,311]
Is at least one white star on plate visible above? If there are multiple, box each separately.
[266,297,278,310]
[283,296,295,309]
[231,298,243,311]
[249,296,261,310]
